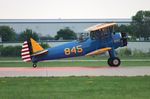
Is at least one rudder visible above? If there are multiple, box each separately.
[21,41,31,62]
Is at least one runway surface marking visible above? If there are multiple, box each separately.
[0,59,150,62]
[0,66,104,71]
[0,66,150,77]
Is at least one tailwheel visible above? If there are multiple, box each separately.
[107,57,121,67]
[33,63,37,68]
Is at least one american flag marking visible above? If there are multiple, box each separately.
[21,41,31,62]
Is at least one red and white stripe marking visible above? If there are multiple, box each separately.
[21,41,31,62]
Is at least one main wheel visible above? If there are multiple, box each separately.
[33,63,37,68]
[107,58,112,66]
[107,57,121,67]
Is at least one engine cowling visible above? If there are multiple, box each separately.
[113,32,127,48]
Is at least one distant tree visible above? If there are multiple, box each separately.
[18,29,39,41]
[131,10,150,38]
[115,10,150,39]
[114,25,133,36]
[0,26,16,42]
[115,25,132,33]
[55,27,77,40]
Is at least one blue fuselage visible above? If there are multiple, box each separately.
[32,33,123,62]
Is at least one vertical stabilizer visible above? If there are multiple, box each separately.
[30,38,44,53]
[30,38,48,56]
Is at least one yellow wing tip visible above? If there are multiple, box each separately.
[85,22,116,32]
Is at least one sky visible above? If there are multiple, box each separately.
[0,0,150,19]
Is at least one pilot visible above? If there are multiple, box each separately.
[79,33,84,41]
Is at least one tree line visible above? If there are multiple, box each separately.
[0,10,150,42]
[115,10,150,41]
[0,26,77,42]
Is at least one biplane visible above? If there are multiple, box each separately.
[21,23,127,68]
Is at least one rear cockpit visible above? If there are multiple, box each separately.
[77,33,90,41]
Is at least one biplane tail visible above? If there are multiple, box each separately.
[21,38,48,62]
[21,40,32,62]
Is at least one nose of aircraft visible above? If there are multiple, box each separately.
[113,32,128,47]
[121,32,128,46]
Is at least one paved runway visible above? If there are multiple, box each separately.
[0,66,150,77]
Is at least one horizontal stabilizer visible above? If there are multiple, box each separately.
[85,47,111,56]
[31,49,48,56]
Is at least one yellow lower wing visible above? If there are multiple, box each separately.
[85,47,111,56]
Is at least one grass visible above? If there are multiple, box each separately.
[0,56,150,67]
[0,61,150,67]
[0,76,150,99]
[0,55,150,60]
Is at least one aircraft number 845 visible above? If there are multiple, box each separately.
[64,45,83,55]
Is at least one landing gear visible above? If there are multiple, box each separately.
[107,57,121,67]
[33,63,37,68]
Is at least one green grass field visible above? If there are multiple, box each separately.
[0,56,150,60]
[0,61,150,67]
[0,56,150,99]
[0,76,150,99]
[0,56,150,67]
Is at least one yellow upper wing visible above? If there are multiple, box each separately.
[85,23,116,32]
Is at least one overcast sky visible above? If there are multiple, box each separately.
[0,0,150,19]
